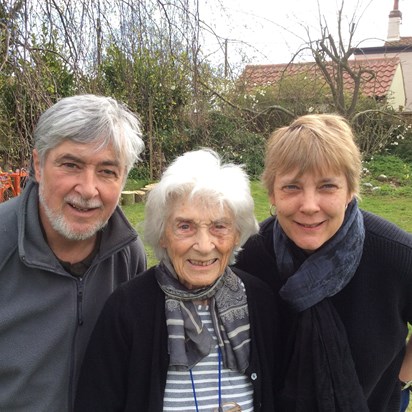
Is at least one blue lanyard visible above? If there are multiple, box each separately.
[190,347,222,412]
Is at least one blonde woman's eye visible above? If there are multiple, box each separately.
[321,184,337,190]
[283,185,299,191]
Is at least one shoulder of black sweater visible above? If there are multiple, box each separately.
[361,209,412,248]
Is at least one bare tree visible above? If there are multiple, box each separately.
[288,1,376,119]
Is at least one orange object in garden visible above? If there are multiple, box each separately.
[0,169,28,202]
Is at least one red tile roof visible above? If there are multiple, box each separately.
[350,57,400,97]
[384,37,412,48]
[240,57,401,98]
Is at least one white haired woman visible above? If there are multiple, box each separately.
[75,149,280,412]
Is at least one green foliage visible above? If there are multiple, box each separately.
[97,43,195,179]
[127,166,151,182]
[362,155,411,184]
[352,107,407,157]
[123,177,148,191]
[361,155,412,199]
[148,111,266,179]
[193,111,266,179]
[0,20,75,168]
[99,44,190,132]
[387,123,412,163]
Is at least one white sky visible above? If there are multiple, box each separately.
[200,0,412,72]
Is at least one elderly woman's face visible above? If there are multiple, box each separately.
[270,168,353,253]
[160,196,239,289]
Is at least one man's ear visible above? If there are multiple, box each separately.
[32,149,41,182]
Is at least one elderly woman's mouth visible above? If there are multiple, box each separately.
[188,258,217,266]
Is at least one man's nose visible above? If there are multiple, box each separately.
[74,169,99,199]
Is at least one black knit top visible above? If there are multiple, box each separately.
[234,210,412,412]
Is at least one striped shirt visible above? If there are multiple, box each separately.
[163,304,254,411]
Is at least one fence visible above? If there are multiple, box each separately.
[0,169,28,203]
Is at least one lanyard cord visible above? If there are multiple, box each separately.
[189,368,199,412]
[218,346,222,407]
[190,347,222,412]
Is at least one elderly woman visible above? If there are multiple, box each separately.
[75,149,279,411]
[234,114,412,412]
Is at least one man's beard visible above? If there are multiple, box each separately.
[38,185,108,241]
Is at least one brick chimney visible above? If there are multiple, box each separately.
[387,0,402,41]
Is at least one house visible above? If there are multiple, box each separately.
[354,0,412,113]
[239,1,409,114]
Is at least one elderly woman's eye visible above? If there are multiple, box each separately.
[211,222,231,235]
[175,222,196,236]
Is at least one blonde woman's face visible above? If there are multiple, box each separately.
[270,169,353,253]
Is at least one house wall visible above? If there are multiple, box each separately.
[355,51,412,112]
[389,64,407,110]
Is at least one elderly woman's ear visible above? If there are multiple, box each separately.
[159,236,167,248]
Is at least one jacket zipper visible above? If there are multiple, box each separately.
[77,277,84,326]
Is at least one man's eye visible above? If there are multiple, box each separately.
[62,163,78,169]
[101,169,117,177]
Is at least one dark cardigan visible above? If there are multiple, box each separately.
[74,266,281,411]
[234,209,412,412]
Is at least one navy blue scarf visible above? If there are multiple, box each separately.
[276,199,365,311]
[273,200,370,411]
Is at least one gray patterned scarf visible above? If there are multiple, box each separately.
[155,262,251,373]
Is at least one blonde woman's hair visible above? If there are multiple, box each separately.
[262,113,362,197]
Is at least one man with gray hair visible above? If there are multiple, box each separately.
[0,94,147,411]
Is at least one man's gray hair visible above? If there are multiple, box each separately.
[34,94,145,174]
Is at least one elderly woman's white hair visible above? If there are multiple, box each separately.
[144,149,259,263]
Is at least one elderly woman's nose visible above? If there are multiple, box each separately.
[193,227,215,251]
